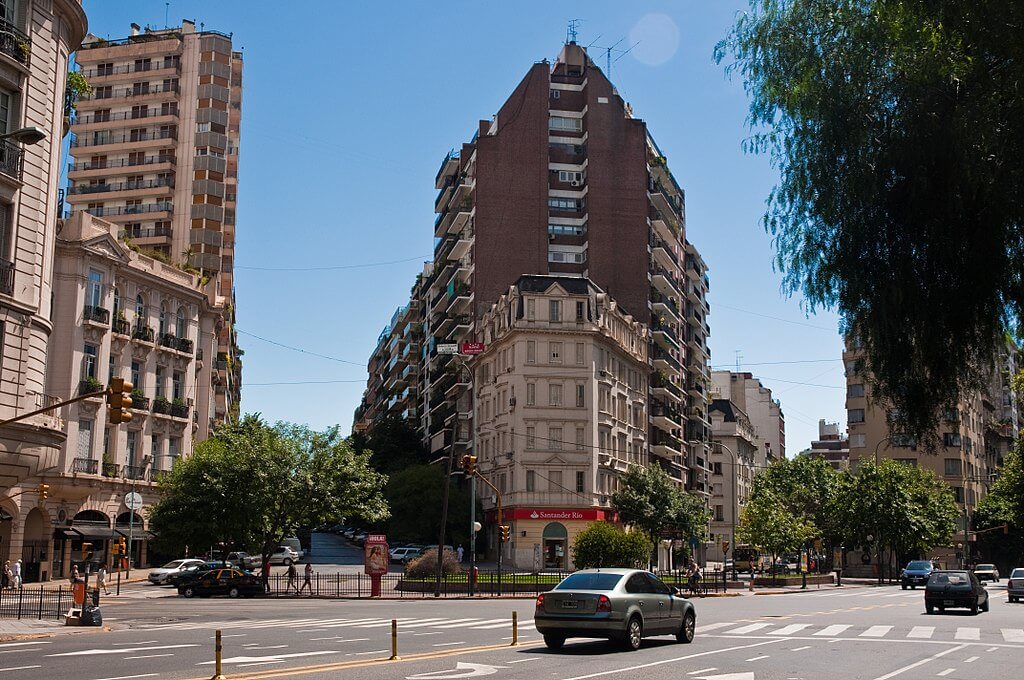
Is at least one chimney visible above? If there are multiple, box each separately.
[182,19,196,34]
[130,23,140,36]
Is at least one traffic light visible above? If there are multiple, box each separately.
[81,542,93,560]
[110,541,119,556]
[107,377,133,425]
[462,454,477,476]
[119,537,126,555]
[37,483,48,501]
[499,524,510,543]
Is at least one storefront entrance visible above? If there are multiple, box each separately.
[543,522,567,570]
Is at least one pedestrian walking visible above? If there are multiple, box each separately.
[12,560,21,589]
[2,560,10,589]
[286,562,298,594]
[70,564,80,584]
[96,565,110,595]
[457,544,465,563]
[261,558,271,593]
[299,562,313,595]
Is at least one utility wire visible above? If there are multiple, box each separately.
[235,329,365,366]
[710,358,841,369]
[712,303,837,332]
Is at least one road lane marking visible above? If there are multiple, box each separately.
[686,669,716,676]
[49,644,199,657]
[435,619,508,629]
[88,675,158,680]
[560,639,784,680]
[0,668,41,674]
[695,622,735,632]
[475,621,524,630]
[393,618,461,629]
[746,655,770,661]
[0,649,40,655]
[414,632,444,636]
[432,642,466,647]
[769,624,811,636]
[791,646,812,651]
[237,661,284,667]
[725,623,772,634]
[986,647,998,652]
[353,650,388,655]
[869,644,968,680]
[1002,629,1024,643]
[307,637,370,643]
[199,651,342,665]
[955,628,980,640]
[508,658,540,664]
[813,625,850,636]
[936,669,954,677]
[123,654,175,660]
[0,643,51,648]
[907,627,934,639]
[111,641,158,646]
[861,626,893,638]
[964,656,979,663]
[245,645,289,650]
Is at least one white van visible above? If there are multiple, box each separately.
[281,536,304,559]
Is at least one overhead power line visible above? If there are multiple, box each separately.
[236,329,365,366]
[712,303,837,332]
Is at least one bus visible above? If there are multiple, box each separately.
[733,545,758,573]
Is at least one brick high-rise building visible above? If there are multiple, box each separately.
[68,20,242,426]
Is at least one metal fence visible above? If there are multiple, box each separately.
[259,569,728,599]
[0,587,71,620]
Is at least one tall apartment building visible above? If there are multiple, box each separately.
[803,419,850,470]
[473,275,648,569]
[67,20,242,426]
[710,371,785,466]
[0,0,88,579]
[707,395,759,563]
[844,338,1021,562]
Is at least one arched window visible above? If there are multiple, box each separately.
[112,287,122,318]
[135,294,145,321]
[176,306,186,338]
[158,302,167,335]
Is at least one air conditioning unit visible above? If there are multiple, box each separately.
[570,180,581,187]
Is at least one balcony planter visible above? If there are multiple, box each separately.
[160,332,178,349]
[152,397,171,415]
[133,325,154,342]
[79,377,104,396]
[176,337,194,354]
[112,316,131,335]
[130,390,149,411]
[83,305,110,324]
[170,399,189,418]
[102,461,119,478]
[72,458,98,475]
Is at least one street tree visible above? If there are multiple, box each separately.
[350,414,431,475]
[150,416,389,563]
[751,456,845,549]
[736,490,815,573]
[384,464,478,546]
[571,522,652,570]
[973,447,1024,565]
[612,465,711,552]
[716,1,1024,444]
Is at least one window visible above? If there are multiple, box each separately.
[527,340,536,363]
[151,435,161,465]
[715,505,724,522]
[576,427,585,451]
[134,58,152,72]
[527,299,535,320]
[176,306,187,337]
[108,355,115,383]
[548,223,586,237]
[848,383,865,398]
[944,458,963,476]
[94,85,111,99]
[953,486,964,503]
[548,197,583,211]
[526,382,536,406]
[550,470,562,491]
[549,383,563,407]
[131,105,147,119]
[550,342,562,363]
[88,269,103,308]
[549,116,583,131]
[576,471,585,493]
[132,81,150,96]
[83,344,98,379]
[526,470,536,492]
[548,249,587,263]
[576,384,585,407]
[158,303,167,335]
[848,409,865,424]
[135,294,145,323]
[77,419,93,458]
[155,366,165,398]
[550,89,560,99]
[576,301,585,321]
[575,342,584,365]
[558,170,583,183]
[892,434,917,447]
[0,202,10,261]
[126,430,137,465]
[713,462,722,475]
[172,371,183,400]
[943,432,962,447]
[526,427,536,449]
[549,300,561,322]
[851,433,866,448]
[96,62,113,76]
[0,89,10,135]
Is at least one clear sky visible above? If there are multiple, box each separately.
[81,1,848,454]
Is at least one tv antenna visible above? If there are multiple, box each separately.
[735,350,743,372]
[588,38,640,77]
[566,19,582,44]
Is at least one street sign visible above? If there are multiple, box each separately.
[460,342,485,355]
[124,492,143,510]
[437,344,459,355]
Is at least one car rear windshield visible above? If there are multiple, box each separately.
[929,572,969,585]
[161,560,185,568]
[1012,569,1024,578]
[975,564,995,570]
[555,573,624,591]
[907,561,932,570]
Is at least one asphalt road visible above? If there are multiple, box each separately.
[3,580,1021,679]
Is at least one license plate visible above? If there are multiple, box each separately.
[943,600,954,606]
[561,600,580,609]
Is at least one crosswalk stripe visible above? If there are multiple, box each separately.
[696,622,736,632]
[474,621,520,630]
[768,624,811,636]
[860,626,892,638]
[955,628,980,640]
[353,618,420,628]
[813,625,851,636]
[433,619,508,629]
[1002,629,1024,643]
[416,619,483,629]
[907,626,934,639]
[724,623,772,634]
[390,619,457,629]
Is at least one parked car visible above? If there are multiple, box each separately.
[1008,568,1024,603]
[901,560,936,589]
[343,529,358,540]
[924,570,989,615]
[178,568,262,599]
[148,558,206,585]
[972,564,1000,582]
[268,546,300,566]
[389,547,423,564]
[164,561,224,588]
[280,537,305,559]
[535,568,696,651]
[226,552,261,571]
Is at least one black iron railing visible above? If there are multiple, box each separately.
[0,139,23,181]
[0,587,70,620]
[83,305,110,324]
[0,19,30,66]
[0,258,13,295]
[72,458,98,475]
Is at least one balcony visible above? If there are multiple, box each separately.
[0,19,30,66]
[80,82,180,102]
[80,60,181,79]
[72,458,98,475]
[121,224,172,240]
[83,305,110,325]
[75,108,179,126]
[651,238,680,270]
[78,379,105,397]
[130,394,149,411]
[152,397,171,415]
[652,372,683,402]
[170,402,190,419]
[549,143,586,165]
[71,129,177,149]
[651,292,682,325]
[102,463,120,478]
[0,138,24,182]
[651,433,683,459]
[69,155,176,174]
[651,321,681,352]
[133,324,155,343]
[449,235,473,261]
[651,266,683,300]
[159,332,193,354]
[653,348,682,373]
[69,177,175,195]
[123,464,148,481]
[435,150,460,189]
[86,203,173,218]
[0,258,12,296]
[651,401,684,431]
[112,317,131,336]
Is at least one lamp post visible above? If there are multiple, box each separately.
[451,354,477,596]
[695,439,740,581]
[871,436,892,584]
[0,126,47,145]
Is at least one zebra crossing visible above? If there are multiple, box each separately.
[699,620,1024,644]
[131,616,531,634]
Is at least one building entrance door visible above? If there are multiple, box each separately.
[542,522,567,570]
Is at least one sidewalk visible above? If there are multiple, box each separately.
[0,618,111,641]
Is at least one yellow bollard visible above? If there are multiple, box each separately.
[390,618,400,660]
[511,611,518,646]
[209,629,226,680]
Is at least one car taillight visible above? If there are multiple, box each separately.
[597,595,612,613]
[535,594,545,609]
[1010,580,1016,589]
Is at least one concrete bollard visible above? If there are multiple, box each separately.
[209,629,225,680]
[390,618,400,660]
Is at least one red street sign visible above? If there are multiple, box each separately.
[460,342,485,355]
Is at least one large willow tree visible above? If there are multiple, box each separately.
[716,1,1024,443]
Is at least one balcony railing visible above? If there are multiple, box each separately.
[653,348,682,372]
[133,324,154,342]
[123,464,148,481]
[130,394,149,411]
[652,373,683,398]
[170,402,189,418]
[0,19,30,65]
[69,155,176,172]
[80,61,181,78]
[71,129,177,148]
[121,224,171,239]
[86,203,173,218]
[69,177,175,194]
[102,463,120,478]
[83,305,110,324]
[112,317,131,335]
[76,108,180,124]
[159,333,193,353]
[152,398,171,415]
[79,379,105,397]
[81,83,181,101]
[0,139,23,181]
[0,258,12,295]
[72,458,98,475]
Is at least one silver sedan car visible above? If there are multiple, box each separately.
[534,568,696,651]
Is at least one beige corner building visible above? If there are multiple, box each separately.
[0,0,88,581]
[473,275,648,570]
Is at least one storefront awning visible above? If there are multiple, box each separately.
[55,528,79,539]
[115,528,155,541]
[69,525,115,540]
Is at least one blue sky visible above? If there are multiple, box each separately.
[81,1,847,453]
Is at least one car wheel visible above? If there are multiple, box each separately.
[183,587,195,598]
[925,603,933,614]
[228,587,240,599]
[901,584,907,590]
[677,611,696,644]
[543,634,565,650]
[620,616,643,651]
[981,598,989,613]
[911,585,916,590]
[283,558,293,566]
[971,602,979,615]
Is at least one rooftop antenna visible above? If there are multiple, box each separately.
[735,350,743,372]
[165,2,169,28]
[567,19,581,44]
[588,38,639,77]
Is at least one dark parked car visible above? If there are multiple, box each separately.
[535,568,696,651]
[164,561,223,588]
[901,560,935,589]
[925,570,989,615]
[1007,567,1024,603]
[178,568,262,599]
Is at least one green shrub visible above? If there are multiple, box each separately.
[405,548,462,578]
[571,522,652,569]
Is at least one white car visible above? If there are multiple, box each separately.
[268,546,300,566]
[148,558,206,585]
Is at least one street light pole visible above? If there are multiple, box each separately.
[705,440,739,581]
[872,436,892,584]
[452,355,477,597]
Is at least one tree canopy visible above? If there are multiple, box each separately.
[736,491,815,560]
[149,416,389,560]
[716,1,1024,443]
[973,446,1024,565]
[612,465,711,543]
[383,464,478,546]
[749,456,845,546]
